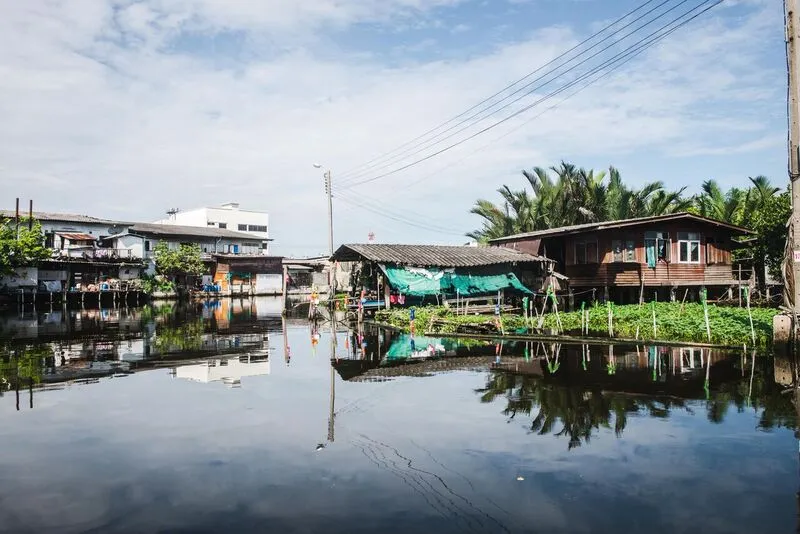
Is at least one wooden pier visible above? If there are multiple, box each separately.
[10,289,148,310]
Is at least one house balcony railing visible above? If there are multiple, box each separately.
[53,248,139,261]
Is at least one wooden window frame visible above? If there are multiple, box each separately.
[644,231,671,263]
[612,239,637,263]
[677,231,701,264]
[574,238,599,265]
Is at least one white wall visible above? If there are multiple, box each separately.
[154,204,270,254]
[38,220,124,237]
[116,234,144,258]
[39,269,68,281]
[0,267,38,288]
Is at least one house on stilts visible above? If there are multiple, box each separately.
[330,244,556,310]
[488,212,754,305]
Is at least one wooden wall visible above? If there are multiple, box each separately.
[500,221,740,288]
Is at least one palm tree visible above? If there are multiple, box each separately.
[694,180,748,225]
[469,162,691,241]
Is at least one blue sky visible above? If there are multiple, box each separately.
[0,0,787,255]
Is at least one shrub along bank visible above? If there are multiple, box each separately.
[374,303,780,347]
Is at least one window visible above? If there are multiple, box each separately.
[612,240,636,262]
[248,224,268,233]
[218,223,227,229]
[678,232,701,263]
[574,239,598,264]
[207,221,215,226]
[144,240,151,252]
[238,224,248,231]
[261,242,268,250]
[644,231,670,266]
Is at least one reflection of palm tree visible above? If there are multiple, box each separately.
[477,371,691,449]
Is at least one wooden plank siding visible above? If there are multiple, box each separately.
[500,220,739,288]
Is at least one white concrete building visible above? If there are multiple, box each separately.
[154,202,271,254]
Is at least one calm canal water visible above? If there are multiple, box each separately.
[1,298,799,533]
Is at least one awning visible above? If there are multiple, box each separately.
[56,232,95,241]
[380,265,532,297]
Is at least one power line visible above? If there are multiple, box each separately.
[333,189,467,236]
[336,0,722,190]
[341,32,665,201]
[334,188,466,235]
[333,0,666,184]
[336,0,703,187]
[335,189,464,233]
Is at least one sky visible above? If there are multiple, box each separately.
[0,0,788,256]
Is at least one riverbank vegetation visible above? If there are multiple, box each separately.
[375,303,780,347]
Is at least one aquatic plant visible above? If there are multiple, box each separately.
[375,302,780,347]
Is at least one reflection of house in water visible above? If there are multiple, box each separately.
[173,354,270,388]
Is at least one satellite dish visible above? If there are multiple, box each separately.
[107,225,123,235]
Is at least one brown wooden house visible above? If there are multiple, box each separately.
[489,213,754,303]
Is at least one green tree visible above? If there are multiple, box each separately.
[152,241,206,277]
[0,218,52,275]
[468,162,689,242]
[750,191,790,289]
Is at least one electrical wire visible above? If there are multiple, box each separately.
[333,0,668,183]
[335,0,683,186]
[340,29,664,201]
[336,0,722,190]
[333,189,467,236]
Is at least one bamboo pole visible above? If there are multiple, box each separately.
[745,286,756,346]
[537,294,547,329]
[550,290,562,333]
[651,301,657,338]
[581,301,586,335]
[701,288,711,343]
[607,301,613,337]
[679,288,689,315]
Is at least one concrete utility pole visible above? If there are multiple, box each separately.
[324,170,334,258]
[786,0,800,334]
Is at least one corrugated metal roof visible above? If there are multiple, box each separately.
[488,212,754,243]
[0,210,125,225]
[56,232,95,241]
[331,244,551,267]
[130,223,259,240]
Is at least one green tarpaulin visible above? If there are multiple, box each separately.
[385,334,458,360]
[381,266,532,297]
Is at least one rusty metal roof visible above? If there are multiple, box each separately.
[488,212,754,243]
[56,232,95,241]
[0,210,125,225]
[331,244,551,267]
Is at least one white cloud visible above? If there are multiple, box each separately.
[0,0,786,254]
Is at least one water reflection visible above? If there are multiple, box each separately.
[1,305,800,533]
[0,297,285,406]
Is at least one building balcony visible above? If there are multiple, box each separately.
[53,248,139,262]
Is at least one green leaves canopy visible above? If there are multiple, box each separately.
[468,162,691,241]
[0,218,52,275]
[152,241,206,277]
